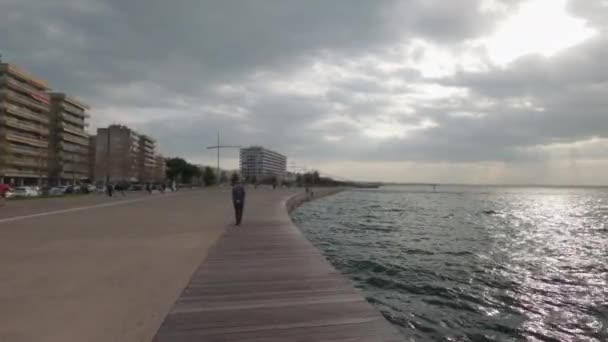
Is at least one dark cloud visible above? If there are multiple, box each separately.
[0,0,606,183]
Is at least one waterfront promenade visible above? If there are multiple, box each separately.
[0,189,403,341]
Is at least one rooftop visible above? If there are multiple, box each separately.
[49,92,91,110]
[0,63,49,89]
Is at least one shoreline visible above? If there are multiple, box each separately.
[285,187,345,213]
[152,187,404,341]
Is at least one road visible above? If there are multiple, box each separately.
[0,188,296,342]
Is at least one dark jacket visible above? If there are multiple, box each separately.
[232,185,246,205]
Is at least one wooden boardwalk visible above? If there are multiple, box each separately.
[152,191,404,341]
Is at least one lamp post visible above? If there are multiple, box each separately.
[105,128,111,185]
[206,132,240,185]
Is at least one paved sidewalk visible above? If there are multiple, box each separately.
[153,190,404,341]
[0,189,294,342]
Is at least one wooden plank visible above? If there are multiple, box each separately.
[152,191,405,341]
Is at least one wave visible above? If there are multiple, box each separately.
[291,187,608,341]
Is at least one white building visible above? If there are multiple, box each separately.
[240,146,287,181]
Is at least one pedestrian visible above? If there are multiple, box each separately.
[146,183,152,195]
[232,180,246,226]
[161,183,166,193]
[107,184,114,197]
[0,183,9,207]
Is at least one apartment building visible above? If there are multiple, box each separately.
[88,135,96,181]
[94,125,141,184]
[137,135,157,183]
[0,63,51,186]
[154,155,166,182]
[48,93,90,185]
[240,146,287,181]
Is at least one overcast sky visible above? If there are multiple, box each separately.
[1,0,607,184]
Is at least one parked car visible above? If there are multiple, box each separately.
[12,187,39,198]
[49,186,68,196]
[0,184,12,198]
[131,184,144,191]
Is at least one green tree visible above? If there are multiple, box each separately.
[312,171,321,184]
[166,157,188,181]
[303,172,313,185]
[202,166,216,186]
[165,157,203,184]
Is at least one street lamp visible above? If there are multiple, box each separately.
[206,132,240,185]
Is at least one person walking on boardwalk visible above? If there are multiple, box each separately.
[232,180,246,226]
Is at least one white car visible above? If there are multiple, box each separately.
[12,187,40,198]
[49,186,68,196]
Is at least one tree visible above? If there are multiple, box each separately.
[166,157,188,181]
[166,157,202,185]
[303,172,313,185]
[230,172,239,186]
[202,166,216,186]
[295,173,303,187]
[312,171,321,184]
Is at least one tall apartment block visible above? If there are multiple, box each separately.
[155,155,166,182]
[94,125,163,184]
[0,63,51,186]
[48,93,90,185]
[240,146,287,181]
[94,125,141,184]
[138,135,157,183]
[88,135,96,181]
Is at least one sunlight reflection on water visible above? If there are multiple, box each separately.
[292,186,608,341]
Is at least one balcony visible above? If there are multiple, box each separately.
[62,164,90,173]
[1,168,45,178]
[59,153,89,164]
[1,116,49,136]
[7,157,47,169]
[61,124,89,138]
[60,142,88,155]
[62,134,89,147]
[1,76,49,100]
[1,89,49,112]
[3,64,48,89]
[1,102,50,124]
[6,132,49,148]
[59,173,89,181]
[143,139,155,147]
[60,171,89,180]
[61,113,87,127]
[8,144,47,158]
[61,102,88,117]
